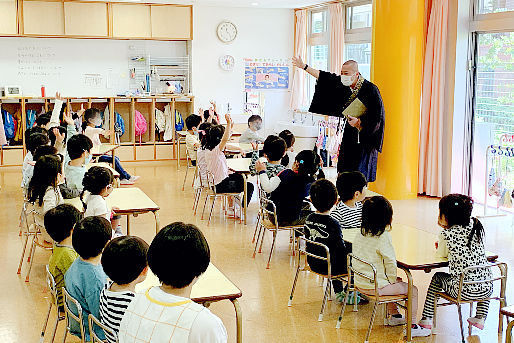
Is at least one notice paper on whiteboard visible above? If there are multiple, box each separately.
[244,58,290,91]
[83,73,103,89]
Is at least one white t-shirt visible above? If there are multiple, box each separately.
[185,132,200,161]
[21,152,34,189]
[84,194,110,221]
[118,286,227,343]
[84,126,103,147]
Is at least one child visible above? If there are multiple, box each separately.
[45,204,82,308]
[117,222,227,343]
[27,155,64,241]
[100,236,149,343]
[83,108,138,185]
[304,179,348,297]
[257,150,321,226]
[352,196,430,337]
[419,194,492,331]
[21,131,50,189]
[82,166,122,236]
[331,171,367,229]
[249,135,287,177]
[279,129,296,168]
[204,114,254,210]
[65,134,93,191]
[185,114,202,166]
[64,216,112,342]
[239,114,265,144]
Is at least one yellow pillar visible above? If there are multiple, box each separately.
[369,0,425,200]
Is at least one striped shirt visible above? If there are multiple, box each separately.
[99,282,136,343]
[330,201,363,229]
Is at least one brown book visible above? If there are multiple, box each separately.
[342,98,367,118]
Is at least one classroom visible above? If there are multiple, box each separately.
[0,0,513,342]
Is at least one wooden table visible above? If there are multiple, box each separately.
[226,158,252,225]
[501,305,514,343]
[176,131,188,170]
[342,224,499,342]
[106,187,160,235]
[225,143,263,154]
[135,263,243,343]
[91,144,119,169]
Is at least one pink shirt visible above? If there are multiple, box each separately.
[204,145,229,185]
[84,126,103,147]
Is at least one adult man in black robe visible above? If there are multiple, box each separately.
[292,57,385,182]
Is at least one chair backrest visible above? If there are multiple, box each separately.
[258,196,279,230]
[88,313,115,343]
[347,253,379,295]
[196,157,209,188]
[62,287,86,343]
[457,262,508,301]
[298,236,335,278]
[45,265,58,306]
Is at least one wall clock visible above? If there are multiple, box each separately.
[217,21,237,43]
[219,55,235,71]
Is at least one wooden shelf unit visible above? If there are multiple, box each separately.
[0,95,194,166]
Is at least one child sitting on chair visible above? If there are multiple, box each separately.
[239,115,265,144]
[100,236,149,343]
[65,134,93,192]
[185,114,203,166]
[249,135,286,178]
[21,130,50,189]
[45,204,82,309]
[64,216,112,342]
[279,130,296,169]
[117,222,227,343]
[331,171,367,230]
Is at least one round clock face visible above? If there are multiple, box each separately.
[217,21,237,43]
[219,55,235,71]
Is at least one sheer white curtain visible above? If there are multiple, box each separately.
[329,3,344,74]
[290,10,308,110]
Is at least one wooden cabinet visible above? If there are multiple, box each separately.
[112,3,151,38]
[23,0,64,36]
[151,5,192,40]
[64,2,108,37]
[0,0,17,35]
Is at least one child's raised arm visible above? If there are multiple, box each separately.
[50,92,64,128]
[218,114,233,151]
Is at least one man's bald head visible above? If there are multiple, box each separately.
[341,60,359,75]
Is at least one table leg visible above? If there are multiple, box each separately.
[231,299,242,343]
[153,210,160,234]
[126,215,131,236]
[243,174,247,225]
[399,266,413,342]
[177,138,181,170]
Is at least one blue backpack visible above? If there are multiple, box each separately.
[26,110,36,129]
[175,110,184,131]
[2,110,15,140]
[114,112,125,137]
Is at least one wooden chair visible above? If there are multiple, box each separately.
[500,305,514,343]
[433,262,508,342]
[88,313,116,343]
[288,236,348,321]
[62,287,86,343]
[252,197,303,269]
[40,265,64,343]
[336,254,409,343]
[201,171,242,225]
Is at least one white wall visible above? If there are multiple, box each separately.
[191,5,294,131]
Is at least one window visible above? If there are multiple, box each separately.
[307,9,329,103]
[346,3,372,30]
[476,0,514,14]
[311,11,327,34]
[344,43,372,80]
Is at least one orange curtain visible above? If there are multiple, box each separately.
[418,0,449,197]
[328,3,344,74]
[290,10,308,110]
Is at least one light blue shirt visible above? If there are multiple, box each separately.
[65,163,86,191]
[64,258,107,341]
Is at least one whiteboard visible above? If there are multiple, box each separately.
[0,37,187,97]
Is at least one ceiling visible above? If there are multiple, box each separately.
[113,0,325,9]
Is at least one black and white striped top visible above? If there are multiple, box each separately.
[99,282,136,343]
[330,201,363,229]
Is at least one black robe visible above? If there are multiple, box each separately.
[309,71,385,182]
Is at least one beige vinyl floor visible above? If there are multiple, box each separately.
[1,161,513,343]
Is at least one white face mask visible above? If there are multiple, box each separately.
[90,117,102,127]
[341,73,355,87]
[84,152,92,165]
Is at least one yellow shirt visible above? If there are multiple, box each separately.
[49,245,78,307]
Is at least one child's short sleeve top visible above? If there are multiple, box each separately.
[204,145,229,185]
[84,194,111,221]
[84,127,103,147]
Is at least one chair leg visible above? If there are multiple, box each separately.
[192,188,200,211]
[469,302,474,336]
[182,166,189,191]
[505,319,514,343]
[207,196,216,225]
[50,311,59,343]
[201,193,209,219]
[288,264,301,307]
[433,294,439,330]
[259,228,266,254]
[336,285,351,329]
[353,286,358,312]
[62,329,67,343]
[17,233,30,274]
[266,231,278,269]
[40,302,52,343]
[457,304,465,343]
[252,213,261,243]
[252,225,263,258]
[318,278,331,321]
[364,301,379,343]
[25,235,37,282]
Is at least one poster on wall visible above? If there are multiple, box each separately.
[244,58,290,91]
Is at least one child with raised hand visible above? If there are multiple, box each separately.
[419,194,493,332]
[45,204,82,308]
[65,134,93,191]
[185,114,203,166]
[21,131,50,189]
[352,196,430,337]
[249,135,287,178]
[304,179,348,297]
[279,129,296,168]
[27,154,64,241]
[117,222,227,343]
[331,171,367,230]
[83,108,138,185]
[239,115,265,144]
[100,236,149,343]
[82,166,122,236]
[65,216,112,342]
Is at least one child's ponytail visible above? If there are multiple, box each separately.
[295,150,318,179]
[439,193,484,247]
[468,217,485,248]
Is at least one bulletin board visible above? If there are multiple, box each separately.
[244,58,290,91]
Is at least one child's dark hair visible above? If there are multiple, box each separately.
[262,135,287,162]
[82,108,101,131]
[310,179,338,213]
[102,236,149,285]
[295,150,320,179]
[26,132,50,155]
[198,122,213,145]
[48,126,67,147]
[28,155,62,206]
[72,216,112,260]
[185,114,202,130]
[336,171,368,202]
[248,115,262,126]
[148,222,210,288]
[82,166,114,197]
[439,194,484,247]
[25,126,48,144]
[361,196,393,237]
[279,130,295,148]
[203,125,225,151]
[203,110,218,125]
[44,204,82,243]
[313,151,325,179]
[67,134,93,160]
[33,145,58,162]
[35,114,51,127]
